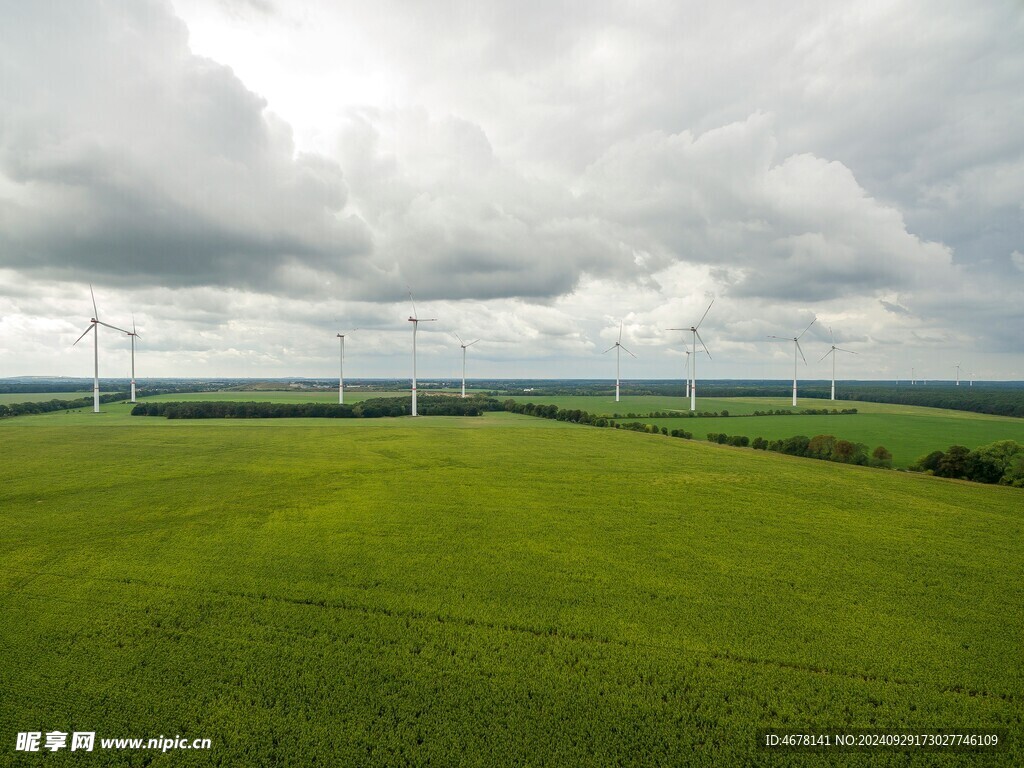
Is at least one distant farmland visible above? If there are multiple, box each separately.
[2,412,1021,765]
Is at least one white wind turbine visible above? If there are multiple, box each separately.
[668,299,714,411]
[335,328,358,404]
[454,333,479,398]
[602,321,636,403]
[72,285,128,413]
[407,291,436,416]
[954,362,962,386]
[125,315,141,403]
[818,326,857,401]
[768,316,816,407]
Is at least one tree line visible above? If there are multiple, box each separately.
[0,393,130,418]
[911,441,1024,487]
[131,395,503,419]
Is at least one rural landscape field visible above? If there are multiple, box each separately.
[3,386,1022,765]
[5,1,1023,764]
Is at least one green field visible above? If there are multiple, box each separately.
[2,410,1021,765]
[0,391,92,403]
[502,395,1024,468]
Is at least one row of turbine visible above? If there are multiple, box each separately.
[72,288,971,416]
[72,286,141,413]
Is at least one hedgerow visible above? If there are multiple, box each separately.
[132,395,504,419]
[0,392,130,418]
[911,440,1024,487]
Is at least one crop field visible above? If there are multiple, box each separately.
[502,395,1024,467]
[3,411,1022,765]
[143,389,414,404]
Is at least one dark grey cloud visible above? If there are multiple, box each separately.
[0,0,370,293]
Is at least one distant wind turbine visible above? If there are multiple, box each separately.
[768,316,816,407]
[72,285,128,413]
[668,299,713,411]
[954,362,962,386]
[125,315,141,403]
[454,333,479,398]
[335,328,358,404]
[407,291,436,416]
[818,326,857,401]
[603,321,635,403]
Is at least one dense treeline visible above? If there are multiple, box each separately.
[704,432,892,467]
[132,395,503,419]
[836,387,1024,418]
[0,393,130,418]
[911,441,1024,487]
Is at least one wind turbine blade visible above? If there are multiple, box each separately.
[96,320,130,333]
[132,313,137,335]
[766,335,788,341]
[797,316,816,340]
[73,325,94,346]
[408,289,418,319]
[829,326,835,345]
[695,298,714,330]
[836,347,857,354]
[694,329,711,358]
[620,345,637,358]
[602,345,616,354]
[796,339,808,364]
[90,284,98,319]
[818,349,832,362]
[466,339,479,347]
[454,332,464,345]
[618,321,623,344]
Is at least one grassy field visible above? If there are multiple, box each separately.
[0,391,92,403]
[503,395,1024,468]
[2,412,1021,765]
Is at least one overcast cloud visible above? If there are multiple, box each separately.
[0,0,1021,380]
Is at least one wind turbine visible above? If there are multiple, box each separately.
[72,285,128,413]
[668,299,713,411]
[954,362,962,386]
[125,315,141,403]
[768,316,816,407]
[335,328,358,404]
[603,322,636,402]
[454,333,479,398]
[818,326,857,401]
[407,291,436,416]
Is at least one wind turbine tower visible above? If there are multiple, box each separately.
[818,326,856,401]
[602,322,635,402]
[336,329,357,404]
[72,285,128,413]
[454,334,479,398]
[407,292,436,416]
[684,348,692,398]
[126,315,141,403]
[769,316,816,407]
[668,299,713,411]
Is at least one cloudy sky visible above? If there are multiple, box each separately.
[1,0,1021,382]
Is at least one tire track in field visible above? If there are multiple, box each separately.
[6,567,1016,704]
